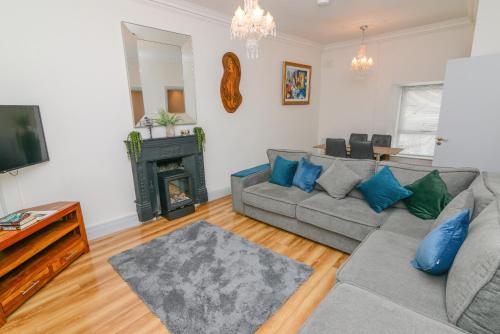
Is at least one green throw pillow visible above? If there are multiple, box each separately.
[404,170,452,220]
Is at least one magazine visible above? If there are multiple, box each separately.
[0,210,57,230]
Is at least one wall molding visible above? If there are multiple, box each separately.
[208,186,231,201]
[86,213,140,240]
[86,186,230,240]
[324,17,473,51]
[140,0,323,49]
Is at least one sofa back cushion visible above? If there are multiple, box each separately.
[378,162,479,197]
[445,198,500,334]
[377,162,478,209]
[431,189,474,231]
[469,174,494,220]
[267,149,309,170]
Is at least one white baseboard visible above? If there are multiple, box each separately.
[86,188,231,240]
[208,187,231,201]
[86,213,141,240]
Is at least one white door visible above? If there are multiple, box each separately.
[433,54,500,172]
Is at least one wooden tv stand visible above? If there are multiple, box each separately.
[0,202,89,326]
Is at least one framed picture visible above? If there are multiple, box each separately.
[282,61,312,105]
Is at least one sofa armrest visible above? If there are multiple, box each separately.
[231,164,271,214]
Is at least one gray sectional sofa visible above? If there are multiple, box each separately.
[231,149,500,334]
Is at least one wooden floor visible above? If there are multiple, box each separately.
[0,196,348,334]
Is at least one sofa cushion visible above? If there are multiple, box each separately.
[316,161,362,199]
[411,210,471,276]
[310,154,376,179]
[310,154,376,200]
[381,208,433,240]
[297,193,387,242]
[337,230,448,322]
[446,199,500,334]
[378,162,479,209]
[242,182,317,218]
[470,173,495,220]
[432,189,474,231]
[269,155,298,187]
[267,149,309,170]
[356,166,413,213]
[300,283,466,334]
[404,170,453,220]
[292,158,322,193]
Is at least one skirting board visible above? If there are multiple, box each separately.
[86,187,232,240]
[86,213,141,241]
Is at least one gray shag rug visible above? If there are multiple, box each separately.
[109,221,312,334]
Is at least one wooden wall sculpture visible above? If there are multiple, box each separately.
[220,52,242,113]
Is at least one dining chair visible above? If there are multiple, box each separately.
[371,134,392,147]
[325,138,347,158]
[350,140,374,159]
[349,133,368,145]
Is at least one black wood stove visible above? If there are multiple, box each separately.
[158,169,195,220]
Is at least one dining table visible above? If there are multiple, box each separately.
[313,144,404,161]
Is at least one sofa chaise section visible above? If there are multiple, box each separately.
[300,283,467,334]
[336,230,449,322]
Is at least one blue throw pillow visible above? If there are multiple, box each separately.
[269,155,298,187]
[356,166,413,213]
[411,209,471,275]
[292,158,322,193]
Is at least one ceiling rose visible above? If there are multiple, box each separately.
[230,0,276,59]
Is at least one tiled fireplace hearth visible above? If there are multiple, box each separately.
[127,136,208,222]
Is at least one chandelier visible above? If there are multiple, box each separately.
[351,25,374,72]
[231,0,276,59]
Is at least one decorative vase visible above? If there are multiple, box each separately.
[166,126,176,137]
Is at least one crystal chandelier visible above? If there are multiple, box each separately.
[351,25,374,72]
[231,0,276,59]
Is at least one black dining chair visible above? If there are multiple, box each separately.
[371,134,392,147]
[350,141,374,159]
[325,138,347,158]
[349,133,369,145]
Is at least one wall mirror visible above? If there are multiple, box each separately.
[122,22,197,127]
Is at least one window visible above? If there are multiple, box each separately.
[396,84,443,157]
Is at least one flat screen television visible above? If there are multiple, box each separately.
[0,106,49,173]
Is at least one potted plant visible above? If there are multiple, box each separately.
[125,131,143,162]
[155,109,180,137]
[193,127,206,152]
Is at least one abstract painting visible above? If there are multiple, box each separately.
[282,61,312,105]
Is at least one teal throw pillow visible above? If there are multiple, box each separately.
[269,155,298,187]
[292,158,322,193]
[356,166,413,213]
[411,209,470,275]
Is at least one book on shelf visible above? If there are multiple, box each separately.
[0,210,57,230]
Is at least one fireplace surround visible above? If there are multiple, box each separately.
[127,136,208,222]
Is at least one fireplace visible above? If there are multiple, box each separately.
[158,169,195,220]
[126,136,208,222]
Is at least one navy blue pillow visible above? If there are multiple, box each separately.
[411,209,471,275]
[269,155,298,187]
[356,166,413,213]
[292,158,322,193]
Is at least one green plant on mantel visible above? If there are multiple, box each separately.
[154,109,180,127]
[125,131,143,162]
[194,127,205,152]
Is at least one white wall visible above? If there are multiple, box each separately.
[317,22,474,143]
[471,0,500,56]
[0,0,321,237]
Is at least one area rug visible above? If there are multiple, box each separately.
[109,221,313,334]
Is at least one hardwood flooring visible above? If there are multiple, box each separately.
[0,196,348,334]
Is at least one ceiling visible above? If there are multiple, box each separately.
[182,0,475,44]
